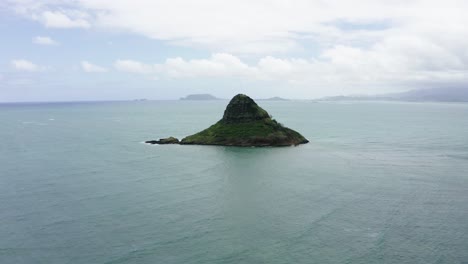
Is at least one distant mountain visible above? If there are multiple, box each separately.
[391,87,468,102]
[180,94,220,100]
[256,96,289,101]
[320,87,468,102]
[320,95,392,101]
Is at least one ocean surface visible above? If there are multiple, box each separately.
[1,100,468,264]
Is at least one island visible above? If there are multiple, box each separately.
[179,94,220,100]
[145,137,179,144]
[146,94,309,147]
[256,96,289,101]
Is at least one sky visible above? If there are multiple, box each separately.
[1,0,467,102]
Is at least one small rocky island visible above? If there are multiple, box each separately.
[179,94,220,100]
[146,94,309,147]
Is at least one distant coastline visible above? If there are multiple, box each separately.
[2,87,468,104]
[256,96,289,101]
[179,94,220,100]
[317,87,468,103]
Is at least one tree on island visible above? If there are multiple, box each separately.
[147,94,308,147]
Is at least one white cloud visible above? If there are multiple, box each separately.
[11,59,44,72]
[81,61,108,73]
[6,0,468,93]
[114,54,255,78]
[40,10,90,28]
[114,59,155,74]
[162,53,254,78]
[33,36,59,45]
[113,52,468,91]
[8,0,468,53]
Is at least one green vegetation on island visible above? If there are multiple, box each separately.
[145,137,179,144]
[147,94,308,147]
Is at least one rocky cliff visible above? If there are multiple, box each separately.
[179,94,308,146]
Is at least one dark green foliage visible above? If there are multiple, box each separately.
[146,137,180,144]
[180,94,308,146]
[221,94,270,123]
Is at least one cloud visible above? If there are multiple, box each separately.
[114,54,255,78]
[6,0,468,93]
[162,53,254,78]
[33,36,59,45]
[11,59,44,72]
[7,1,468,53]
[81,61,108,73]
[7,1,468,58]
[40,10,90,28]
[113,52,468,90]
[114,60,155,74]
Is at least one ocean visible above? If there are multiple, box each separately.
[1,100,468,264]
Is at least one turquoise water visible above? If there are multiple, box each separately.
[1,100,468,264]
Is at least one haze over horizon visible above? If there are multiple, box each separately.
[1,0,468,102]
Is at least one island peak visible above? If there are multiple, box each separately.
[221,94,270,124]
[180,94,308,146]
[147,94,308,147]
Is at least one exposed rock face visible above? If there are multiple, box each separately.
[179,94,309,146]
[221,94,270,123]
[145,137,179,144]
